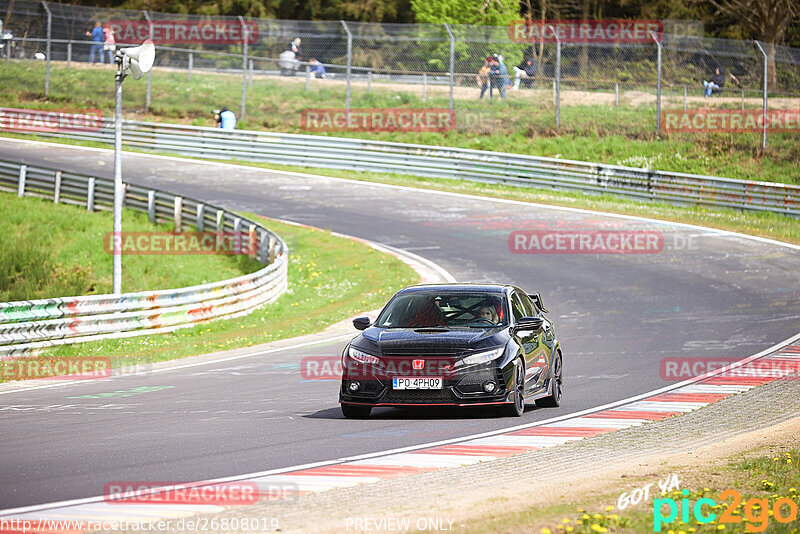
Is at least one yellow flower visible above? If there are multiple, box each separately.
[562,518,571,524]
[591,525,607,533]
[565,528,573,533]
[541,529,552,534]
[717,526,725,531]
[605,505,614,512]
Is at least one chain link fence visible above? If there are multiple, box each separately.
[1,0,799,151]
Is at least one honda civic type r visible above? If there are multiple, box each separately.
[339,284,563,418]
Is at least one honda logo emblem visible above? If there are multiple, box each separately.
[412,359,424,370]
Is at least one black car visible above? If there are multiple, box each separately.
[339,284,562,418]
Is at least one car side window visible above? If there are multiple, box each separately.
[510,292,527,323]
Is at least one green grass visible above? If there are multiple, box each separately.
[1,61,797,185]
[12,216,418,378]
[461,449,800,533]
[0,191,261,301]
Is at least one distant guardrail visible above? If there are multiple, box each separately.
[13,118,799,216]
[0,158,288,356]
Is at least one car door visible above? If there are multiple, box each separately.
[519,292,552,391]
[510,291,540,391]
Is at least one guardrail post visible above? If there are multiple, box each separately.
[147,190,156,222]
[67,41,72,69]
[444,23,455,112]
[248,224,256,257]
[258,230,268,264]
[196,203,205,231]
[341,21,352,120]
[188,51,192,81]
[268,236,276,264]
[305,65,311,91]
[87,177,96,211]
[17,165,27,197]
[41,0,51,97]
[547,25,561,129]
[650,31,662,135]
[143,11,153,110]
[216,209,224,231]
[233,217,242,234]
[754,41,768,151]
[422,72,427,101]
[174,196,183,231]
[53,170,61,203]
[239,16,248,120]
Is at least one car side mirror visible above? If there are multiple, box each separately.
[353,317,371,331]
[515,316,543,331]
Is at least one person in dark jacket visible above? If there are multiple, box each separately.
[488,56,505,99]
[703,67,725,97]
[513,57,537,90]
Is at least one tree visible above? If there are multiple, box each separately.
[412,0,521,27]
[704,0,799,85]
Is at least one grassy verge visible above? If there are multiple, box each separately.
[462,448,799,534]
[0,191,261,301]
[1,62,797,184]
[14,216,417,377]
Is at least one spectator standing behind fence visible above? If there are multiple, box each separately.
[85,21,104,64]
[703,67,725,97]
[290,38,302,59]
[308,58,326,78]
[477,57,491,98]
[489,56,506,100]
[513,57,537,90]
[103,23,115,64]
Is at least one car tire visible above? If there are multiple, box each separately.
[499,358,525,417]
[536,352,563,408]
[341,404,371,419]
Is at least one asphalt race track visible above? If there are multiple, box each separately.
[1,139,799,510]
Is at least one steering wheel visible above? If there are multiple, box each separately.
[471,317,495,325]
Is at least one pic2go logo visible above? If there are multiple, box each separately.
[654,489,799,532]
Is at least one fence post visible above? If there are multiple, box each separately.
[67,41,71,68]
[548,25,561,129]
[53,170,61,203]
[249,59,254,87]
[143,11,153,110]
[305,65,311,91]
[754,40,768,151]
[87,177,95,211]
[650,31,662,135]
[196,203,205,231]
[41,0,51,97]
[683,86,687,111]
[444,23,454,112]
[238,16,248,120]
[17,165,27,197]
[367,69,372,93]
[341,21,352,120]
[147,190,155,222]
[188,51,192,81]
[616,82,619,107]
[423,72,427,101]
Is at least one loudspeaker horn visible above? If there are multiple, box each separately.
[123,39,155,80]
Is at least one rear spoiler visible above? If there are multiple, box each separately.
[528,292,549,313]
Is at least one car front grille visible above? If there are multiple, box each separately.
[383,388,455,404]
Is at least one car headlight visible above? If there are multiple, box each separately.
[348,346,380,364]
[460,347,505,367]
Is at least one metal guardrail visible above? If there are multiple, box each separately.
[16,118,800,216]
[0,158,289,356]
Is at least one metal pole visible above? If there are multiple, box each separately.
[67,41,71,68]
[113,57,125,295]
[616,82,619,107]
[548,25,560,129]
[249,59,253,87]
[305,65,311,91]
[683,86,687,111]
[367,70,372,93]
[651,31,662,135]
[423,72,427,101]
[144,11,153,110]
[41,0,51,97]
[341,21,352,120]
[755,40,768,151]
[239,16,248,120]
[444,23,454,112]
[188,51,192,81]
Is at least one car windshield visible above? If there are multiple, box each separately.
[376,291,508,328]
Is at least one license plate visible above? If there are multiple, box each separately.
[392,377,443,390]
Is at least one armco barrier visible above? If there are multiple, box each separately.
[0,158,288,356]
[10,118,799,216]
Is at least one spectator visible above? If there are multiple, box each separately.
[308,58,326,78]
[279,49,299,76]
[290,37,302,59]
[496,54,511,93]
[218,106,236,130]
[103,23,115,64]
[489,56,505,100]
[703,67,725,97]
[476,57,491,99]
[513,57,537,90]
[85,21,104,64]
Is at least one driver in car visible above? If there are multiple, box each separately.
[477,305,498,323]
